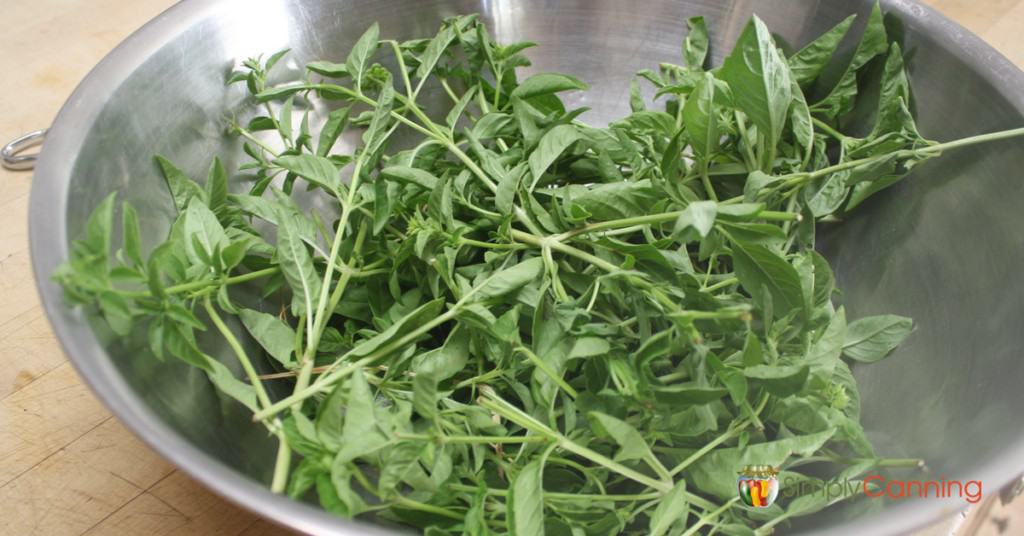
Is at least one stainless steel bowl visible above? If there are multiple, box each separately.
[26,0,1024,534]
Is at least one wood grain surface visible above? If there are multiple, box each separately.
[1,1,1021,535]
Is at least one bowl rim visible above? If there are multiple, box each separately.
[27,0,1024,534]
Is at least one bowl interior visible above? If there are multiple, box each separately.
[32,0,1024,533]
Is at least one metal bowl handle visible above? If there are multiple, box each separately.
[2,129,47,171]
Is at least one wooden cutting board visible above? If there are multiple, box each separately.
[1,1,1021,534]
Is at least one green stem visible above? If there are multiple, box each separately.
[811,117,846,140]
[262,83,549,235]
[683,497,739,536]
[394,496,463,520]
[270,437,292,494]
[446,483,661,502]
[121,267,278,299]
[458,237,524,250]
[555,210,799,242]
[202,294,293,494]
[516,346,578,399]
[477,387,672,494]
[512,229,684,316]
[734,111,758,171]
[234,126,281,158]
[916,126,1024,153]
[703,277,740,293]
[252,307,459,420]
[202,295,273,409]
[386,40,414,100]
[396,433,550,444]
[701,163,718,202]
[668,423,745,477]
[453,369,504,389]
[770,126,1024,195]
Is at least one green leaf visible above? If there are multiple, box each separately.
[729,239,804,317]
[629,78,645,112]
[378,441,422,495]
[279,96,294,143]
[567,180,657,221]
[653,385,729,406]
[380,165,439,190]
[275,211,322,317]
[446,86,477,127]
[98,290,132,336]
[205,157,228,213]
[413,371,439,420]
[719,15,792,149]
[348,298,445,359]
[329,459,368,516]
[569,337,610,359]
[804,170,849,217]
[674,200,717,238]
[508,459,546,536]
[274,154,340,193]
[336,371,389,463]
[689,430,834,499]
[528,125,582,190]
[287,458,322,499]
[588,412,653,463]
[373,175,391,236]
[471,257,544,301]
[870,43,913,138]
[317,106,351,157]
[844,154,907,210]
[238,308,296,368]
[511,72,587,100]
[362,82,395,155]
[804,307,846,376]
[415,24,457,84]
[413,326,471,381]
[683,17,709,70]
[346,22,380,90]
[744,364,809,397]
[163,322,213,372]
[265,48,291,73]
[649,480,689,536]
[683,72,718,158]
[790,79,814,163]
[788,15,856,87]
[307,60,349,78]
[121,202,143,267]
[812,3,888,118]
[206,358,259,413]
[155,155,205,212]
[183,198,227,267]
[843,314,913,362]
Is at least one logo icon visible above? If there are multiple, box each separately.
[738,465,779,508]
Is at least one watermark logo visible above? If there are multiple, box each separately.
[738,465,779,508]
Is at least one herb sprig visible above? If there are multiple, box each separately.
[56,5,1024,534]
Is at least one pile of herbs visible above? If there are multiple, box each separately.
[56,4,1024,534]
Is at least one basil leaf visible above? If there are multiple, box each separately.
[508,459,546,536]
[511,72,587,100]
[528,124,582,191]
[682,72,718,158]
[275,211,322,317]
[720,16,792,149]
[238,308,296,368]
[843,314,913,362]
[812,3,888,118]
[788,15,855,87]
[346,22,380,91]
[274,154,340,193]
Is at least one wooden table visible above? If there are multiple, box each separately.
[1,1,1021,534]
